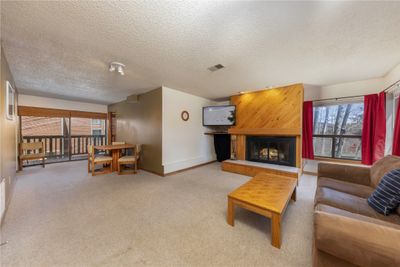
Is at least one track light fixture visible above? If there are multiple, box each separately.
[109,62,125,75]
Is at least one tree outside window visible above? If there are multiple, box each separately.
[313,102,364,160]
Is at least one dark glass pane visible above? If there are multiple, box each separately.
[313,137,332,157]
[334,137,362,160]
[269,143,278,161]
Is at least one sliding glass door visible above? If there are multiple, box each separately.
[21,116,71,164]
[70,118,107,160]
[20,113,107,167]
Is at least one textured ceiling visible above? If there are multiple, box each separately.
[1,1,400,104]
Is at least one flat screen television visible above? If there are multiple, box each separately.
[203,105,236,126]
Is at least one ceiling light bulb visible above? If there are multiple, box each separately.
[117,65,124,75]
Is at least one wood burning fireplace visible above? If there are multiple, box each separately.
[246,136,296,167]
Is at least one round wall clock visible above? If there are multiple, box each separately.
[181,110,189,121]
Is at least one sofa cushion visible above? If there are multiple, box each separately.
[316,204,400,229]
[318,177,374,198]
[370,155,400,188]
[315,187,400,225]
[367,169,400,215]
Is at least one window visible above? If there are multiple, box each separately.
[92,129,102,136]
[313,102,364,160]
[92,119,101,125]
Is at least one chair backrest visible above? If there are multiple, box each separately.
[87,144,94,156]
[112,141,125,145]
[135,144,142,159]
[20,142,44,154]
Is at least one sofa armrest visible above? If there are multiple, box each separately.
[318,162,371,186]
[314,206,400,267]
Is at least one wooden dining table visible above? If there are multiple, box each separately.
[94,143,135,172]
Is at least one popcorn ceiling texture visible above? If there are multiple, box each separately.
[1,1,400,104]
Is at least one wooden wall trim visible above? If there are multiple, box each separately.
[229,128,301,136]
[18,106,107,119]
[70,110,107,119]
[18,106,70,117]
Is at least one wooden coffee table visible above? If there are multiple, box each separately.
[227,173,297,248]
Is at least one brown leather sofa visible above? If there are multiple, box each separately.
[313,155,400,267]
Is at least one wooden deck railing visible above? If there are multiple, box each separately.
[22,135,106,158]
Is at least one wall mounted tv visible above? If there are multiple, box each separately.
[203,105,236,126]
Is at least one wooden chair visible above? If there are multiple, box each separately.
[118,144,141,175]
[87,144,113,176]
[19,142,45,170]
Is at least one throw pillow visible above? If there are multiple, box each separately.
[367,168,400,215]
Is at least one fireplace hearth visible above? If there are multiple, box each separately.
[246,136,296,167]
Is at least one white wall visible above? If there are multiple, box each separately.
[162,86,216,174]
[18,94,107,113]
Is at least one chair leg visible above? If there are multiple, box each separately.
[43,157,45,168]
[88,160,90,173]
[91,162,95,176]
[118,162,121,175]
[134,162,137,174]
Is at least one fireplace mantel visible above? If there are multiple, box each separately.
[228,128,301,136]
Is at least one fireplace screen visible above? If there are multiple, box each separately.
[246,136,296,167]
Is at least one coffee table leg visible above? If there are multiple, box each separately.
[291,187,297,202]
[227,197,235,226]
[271,213,281,248]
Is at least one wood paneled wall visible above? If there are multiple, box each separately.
[229,84,303,135]
[228,84,304,168]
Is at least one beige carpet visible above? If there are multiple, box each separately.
[0,161,316,267]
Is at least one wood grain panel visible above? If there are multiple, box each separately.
[222,161,298,179]
[18,106,70,117]
[230,84,303,135]
[228,128,301,136]
[236,135,246,160]
[70,110,107,119]
[18,106,107,119]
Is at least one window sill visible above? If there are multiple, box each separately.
[314,157,362,165]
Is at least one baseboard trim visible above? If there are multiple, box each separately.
[164,160,217,176]
[139,167,164,177]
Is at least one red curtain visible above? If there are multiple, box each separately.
[362,93,386,165]
[362,94,378,165]
[302,101,314,159]
[393,100,400,156]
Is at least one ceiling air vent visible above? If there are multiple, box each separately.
[208,64,225,72]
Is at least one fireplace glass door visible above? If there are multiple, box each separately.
[246,136,296,167]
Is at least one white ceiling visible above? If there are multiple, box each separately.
[1,1,400,104]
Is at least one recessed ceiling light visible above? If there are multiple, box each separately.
[109,62,125,75]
